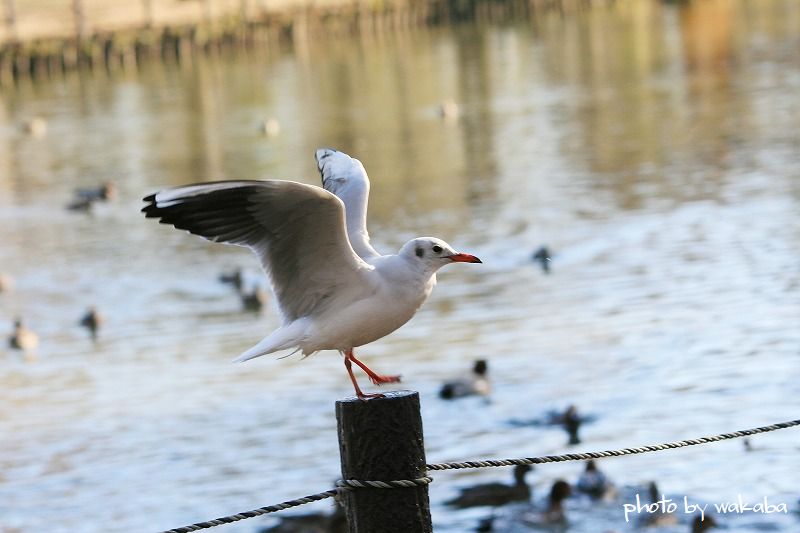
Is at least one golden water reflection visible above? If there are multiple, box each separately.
[1,1,797,221]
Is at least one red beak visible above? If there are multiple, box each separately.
[447,253,482,263]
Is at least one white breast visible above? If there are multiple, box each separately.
[301,257,435,352]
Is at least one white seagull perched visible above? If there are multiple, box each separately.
[142,148,481,399]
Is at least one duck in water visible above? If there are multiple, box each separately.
[446,464,533,508]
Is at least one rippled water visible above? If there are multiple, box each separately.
[1,2,799,532]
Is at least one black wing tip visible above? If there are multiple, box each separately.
[316,148,342,186]
[316,147,338,158]
[141,193,158,216]
[315,147,339,167]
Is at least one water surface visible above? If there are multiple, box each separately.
[1,2,799,532]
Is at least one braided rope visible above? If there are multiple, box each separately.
[159,418,799,532]
[338,476,433,489]
[159,478,432,533]
[161,489,338,533]
[426,418,800,470]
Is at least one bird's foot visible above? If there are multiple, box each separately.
[366,373,402,385]
[357,392,386,401]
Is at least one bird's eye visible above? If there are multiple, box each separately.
[432,245,443,254]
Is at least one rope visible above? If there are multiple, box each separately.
[426,418,800,470]
[159,478,433,533]
[161,490,338,533]
[338,476,433,489]
[159,418,799,533]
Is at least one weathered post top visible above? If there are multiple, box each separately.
[336,390,432,533]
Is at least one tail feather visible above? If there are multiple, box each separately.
[233,318,310,363]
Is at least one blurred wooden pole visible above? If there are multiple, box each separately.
[336,390,432,533]
[143,0,154,28]
[72,0,85,39]
[4,0,16,42]
[203,0,213,24]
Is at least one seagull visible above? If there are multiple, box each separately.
[142,148,481,399]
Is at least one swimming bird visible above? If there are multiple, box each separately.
[691,513,716,532]
[21,117,47,137]
[75,182,116,202]
[66,197,95,212]
[9,318,38,355]
[559,405,582,445]
[640,482,678,527]
[575,460,615,500]
[79,307,104,341]
[142,148,481,399]
[259,118,281,138]
[67,182,116,212]
[219,267,244,291]
[474,513,495,532]
[0,272,13,293]
[240,285,269,312]
[258,502,345,533]
[519,479,571,527]
[445,464,532,508]
[438,100,460,121]
[439,359,490,399]
[531,246,551,274]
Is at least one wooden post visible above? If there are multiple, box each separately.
[73,0,85,40]
[336,390,432,533]
[142,0,154,29]
[4,0,17,42]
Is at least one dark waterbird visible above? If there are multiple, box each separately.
[446,464,533,508]
[692,513,717,532]
[218,267,244,291]
[67,182,116,212]
[575,459,615,499]
[519,479,571,526]
[79,307,104,341]
[531,246,552,274]
[563,404,582,445]
[240,285,269,312]
[258,502,345,533]
[639,481,678,527]
[507,404,595,444]
[439,359,490,399]
[8,318,38,357]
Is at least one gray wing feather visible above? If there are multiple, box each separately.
[143,180,374,323]
[315,148,381,261]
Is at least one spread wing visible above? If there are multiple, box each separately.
[142,180,375,323]
[315,148,381,261]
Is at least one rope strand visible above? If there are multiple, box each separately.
[159,418,800,533]
[427,418,800,470]
[161,490,338,533]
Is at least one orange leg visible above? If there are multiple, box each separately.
[346,349,401,385]
[344,356,384,400]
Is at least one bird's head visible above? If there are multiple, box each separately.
[400,237,481,272]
